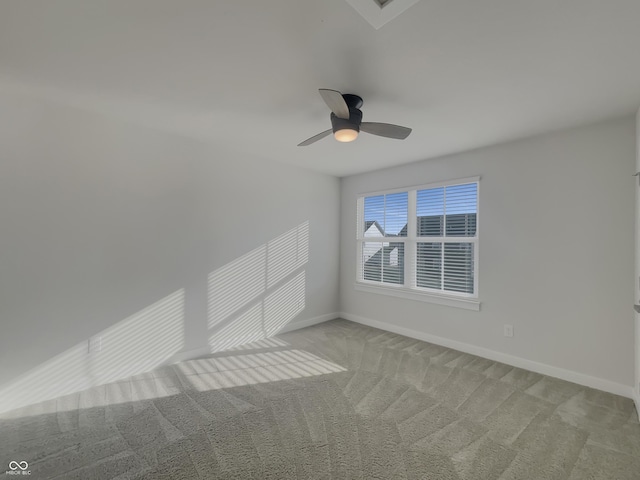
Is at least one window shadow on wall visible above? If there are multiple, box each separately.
[0,290,185,414]
[207,221,309,352]
[0,221,313,415]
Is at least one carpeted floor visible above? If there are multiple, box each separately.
[1,319,639,479]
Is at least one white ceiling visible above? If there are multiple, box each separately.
[1,0,639,177]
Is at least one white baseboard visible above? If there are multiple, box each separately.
[278,312,339,334]
[164,346,212,364]
[164,313,338,365]
[340,312,635,399]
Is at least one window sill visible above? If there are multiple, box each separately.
[354,282,481,311]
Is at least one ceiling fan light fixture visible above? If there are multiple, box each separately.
[334,128,359,142]
[297,89,411,146]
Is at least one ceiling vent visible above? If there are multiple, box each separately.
[345,0,421,29]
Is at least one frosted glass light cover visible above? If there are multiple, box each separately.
[334,129,358,142]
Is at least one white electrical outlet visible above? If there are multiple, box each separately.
[503,325,514,338]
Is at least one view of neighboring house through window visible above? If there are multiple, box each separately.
[416,183,477,294]
[362,192,407,285]
[357,178,478,299]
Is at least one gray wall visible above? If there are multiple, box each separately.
[0,91,340,412]
[340,116,636,388]
[635,107,640,405]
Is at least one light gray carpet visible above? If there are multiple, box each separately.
[1,319,639,479]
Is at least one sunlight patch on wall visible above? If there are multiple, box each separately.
[0,289,185,414]
[208,272,305,352]
[267,222,309,288]
[264,271,305,335]
[207,222,309,353]
[208,303,264,352]
[90,290,184,385]
[207,245,267,329]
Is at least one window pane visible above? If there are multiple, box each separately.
[382,243,404,284]
[444,243,474,293]
[417,188,444,236]
[364,193,408,237]
[445,183,477,236]
[363,241,383,282]
[364,195,384,237]
[362,241,404,284]
[417,242,442,289]
[384,192,408,237]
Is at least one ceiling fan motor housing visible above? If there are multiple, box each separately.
[331,93,364,134]
[331,108,363,133]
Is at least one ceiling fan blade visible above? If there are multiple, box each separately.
[297,129,333,146]
[360,122,412,140]
[318,89,350,119]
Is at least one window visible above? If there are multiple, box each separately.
[356,177,479,310]
[361,192,407,285]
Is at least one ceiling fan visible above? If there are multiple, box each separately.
[298,89,412,146]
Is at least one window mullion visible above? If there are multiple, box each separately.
[439,243,445,292]
[356,198,363,282]
[443,185,447,236]
[406,190,416,288]
[357,240,362,282]
[382,195,386,283]
[441,187,446,292]
[474,242,479,298]
[356,197,364,240]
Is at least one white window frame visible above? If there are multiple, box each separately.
[356,176,480,311]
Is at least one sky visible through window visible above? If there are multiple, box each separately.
[364,183,477,235]
[364,192,407,235]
